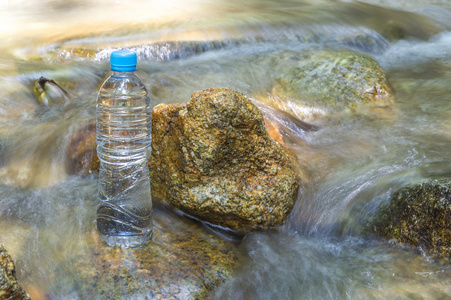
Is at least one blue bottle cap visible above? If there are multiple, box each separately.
[110,50,137,72]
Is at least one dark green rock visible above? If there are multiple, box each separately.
[369,179,451,261]
[0,245,31,300]
[150,88,300,231]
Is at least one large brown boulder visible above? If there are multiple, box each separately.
[0,245,30,300]
[150,88,300,231]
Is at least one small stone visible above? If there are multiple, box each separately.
[33,76,72,106]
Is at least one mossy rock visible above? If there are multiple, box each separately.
[369,179,451,261]
[265,50,393,121]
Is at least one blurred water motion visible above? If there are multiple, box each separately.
[0,0,451,298]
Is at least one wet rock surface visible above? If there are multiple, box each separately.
[263,50,393,121]
[53,209,240,299]
[66,122,99,176]
[150,88,300,231]
[0,245,31,300]
[368,179,451,261]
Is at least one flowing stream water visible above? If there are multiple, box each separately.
[0,0,451,299]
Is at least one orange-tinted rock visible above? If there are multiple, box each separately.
[264,119,284,144]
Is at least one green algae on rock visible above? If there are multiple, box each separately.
[368,179,451,261]
[150,88,300,231]
[265,50,393,121]
[0,245,31,300]
[53,209,239,299]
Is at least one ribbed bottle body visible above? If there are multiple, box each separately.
[96,71,152,248]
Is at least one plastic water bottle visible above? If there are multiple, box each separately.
[96,50,152,248]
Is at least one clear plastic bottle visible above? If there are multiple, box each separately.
[96,50,152,248]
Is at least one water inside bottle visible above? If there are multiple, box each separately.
[96,85,153,248]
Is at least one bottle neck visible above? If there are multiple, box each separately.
[111,70,136,77]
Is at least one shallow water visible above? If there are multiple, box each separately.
[0,0,450,298]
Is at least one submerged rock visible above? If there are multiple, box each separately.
[368,179,451,261]
[261,50,393,121]
[53,209,239,299]
[66,122,99,176]
[0,245,31,300]
[151,88,300,231]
